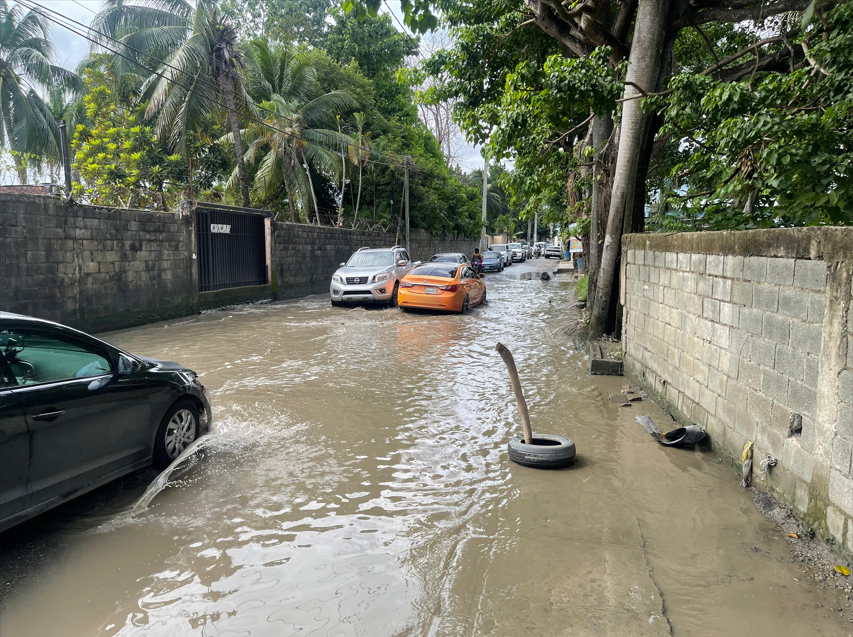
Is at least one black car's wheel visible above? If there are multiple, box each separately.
[508,434,576,469]
[154,400,200,467]
[388,282,399,308]
[482,288,487,304]
[460,294,469,314]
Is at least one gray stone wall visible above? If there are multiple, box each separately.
[1,194,195,332]
[272,222,477,300]
[1,194,478,330]
[622,228,853,555]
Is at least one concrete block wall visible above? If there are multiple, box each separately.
[622,228,853,555]
[0,194,195,332]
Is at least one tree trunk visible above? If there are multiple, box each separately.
[13,154,27,185]
[283,176,298,223]
[352,161,363,229]
[588,115,615,309]
[589,0,672,337]
[220,72,251,208]
[299,148,321,225]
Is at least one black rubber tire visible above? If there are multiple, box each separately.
[508,434,576,469]
[388,282,399,308]
[153,400,200,468]
[460,294,469,314]
[481,287,487,304]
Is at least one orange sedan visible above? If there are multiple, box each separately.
[398,262,486,313]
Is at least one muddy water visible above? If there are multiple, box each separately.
[0,260,849,636]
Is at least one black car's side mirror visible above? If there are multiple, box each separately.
[118,354,140,375]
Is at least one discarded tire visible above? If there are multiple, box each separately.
[508,434,576,468]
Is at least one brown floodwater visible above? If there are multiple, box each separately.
[0,259,849,636]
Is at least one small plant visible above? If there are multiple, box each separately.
[574,275,588,301]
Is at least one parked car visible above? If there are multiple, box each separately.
[0,313,212,532]
[481,250,504,273]
[398,263,486,313]
[544,245,563,259]
[489,244,512,267]
[428,253,470,264]
[508,243,526,262]
[330,246,414,307]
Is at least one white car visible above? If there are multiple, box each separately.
[488,244,513,267]
[544,245,563,259]
[507,243,526,262]
[330,247,414,307]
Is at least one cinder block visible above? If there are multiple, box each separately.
[724,255,744,279]
[747,335,776,368]
[706,254,723,276]
[739,307,763,335]
[829,469,853,516]
[712,323,730,348]
[691,253,706,273]
[762,369,789,403]
[778,287,809,321]
[762,313,790,345]
[794,259,827,291]
[712,277,732,301]
[832,436,852,474]
[803,355,820,389]
[839,404,853,440]
[744,256,767,282]
[827,506,845,540]
[703,298,720,322]
[775,346,804,380]
[784,441,815,482]
[808,293,826,324]
[795,479,810,513]
[789,381,817,419]
[719,302,739,327]
[665,252,677,269]
[739,359,763,390]
[753,284,779,312]
[732,280,753,307]
[677,253,691,271]
[766,257,795,286]
[791,320,822,356]
[696,274,712,296]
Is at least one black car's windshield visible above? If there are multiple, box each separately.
[410,265,458,279]
[483,252,499,259]
[346,252,395,267]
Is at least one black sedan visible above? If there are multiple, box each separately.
[0,312,212,532]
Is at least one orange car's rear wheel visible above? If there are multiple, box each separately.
[459,294,469,314]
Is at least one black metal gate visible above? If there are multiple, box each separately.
[196,208,268,292]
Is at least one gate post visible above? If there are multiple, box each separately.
[189,208,200,314]
[265,217,276,300]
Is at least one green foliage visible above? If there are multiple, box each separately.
[658,3,853,228]
[71,67,184,208]
[574,275,588,302]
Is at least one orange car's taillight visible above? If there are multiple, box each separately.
[400,281,414,287]
[438,284,459,292]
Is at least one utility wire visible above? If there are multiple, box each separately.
[383,0,422,60]
[26,0,407,168]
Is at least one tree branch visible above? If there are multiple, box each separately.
[692,24,719,63]
[525,0,592,58]
[675,0,811,28]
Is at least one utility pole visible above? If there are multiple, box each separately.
[59,120,72,202]
[480,157,488,251]
[534,211,538,244]
[527,218,531,245]
[404,156,410,255]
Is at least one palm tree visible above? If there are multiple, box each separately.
[0,0,80,183]
[236,41,357,223]
[92,0,253,206]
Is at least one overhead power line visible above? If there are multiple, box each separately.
[383,0,422,60]
[23,0,408,169]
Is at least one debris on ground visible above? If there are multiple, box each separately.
[742,441,754,488]
[753,490,853,620]
[635,415,707,446]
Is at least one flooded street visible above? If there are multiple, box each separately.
[1,259,849,636]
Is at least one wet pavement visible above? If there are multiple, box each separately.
[1,258,850,636]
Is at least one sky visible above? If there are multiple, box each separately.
[34,0,485,173]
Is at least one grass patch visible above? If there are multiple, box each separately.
[574,275,588,301]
